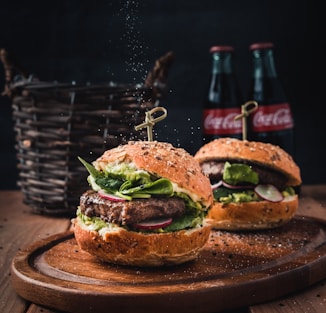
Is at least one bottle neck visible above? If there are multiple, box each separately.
[211,52,234,75]
[251,48,277,78]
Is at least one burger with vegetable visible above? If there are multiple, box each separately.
[194,138,302,230]
[72,140,213,267]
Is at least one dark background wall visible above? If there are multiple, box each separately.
[0,0,325,189]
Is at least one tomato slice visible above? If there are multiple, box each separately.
[98,190,126,202]
[133,217,173,230]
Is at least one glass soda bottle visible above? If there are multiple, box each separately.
[202,45,243,143]
[247,42,295,157]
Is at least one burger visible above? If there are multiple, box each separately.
[72,140,213,267]
[194,138,302,230]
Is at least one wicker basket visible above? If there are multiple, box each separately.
[1,49,175,216]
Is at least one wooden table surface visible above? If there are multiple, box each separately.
[1,186,326,313]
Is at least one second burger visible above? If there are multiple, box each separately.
[194,138,302,231]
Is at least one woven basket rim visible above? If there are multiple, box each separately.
[10,80,160,93]
[10,80,154,92]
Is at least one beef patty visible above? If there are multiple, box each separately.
[80,190,186,226]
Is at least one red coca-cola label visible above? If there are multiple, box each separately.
[203,108,242,135]
[250,103,293,132]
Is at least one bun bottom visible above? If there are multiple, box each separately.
[73,217,211,267]
[206,195,299,231]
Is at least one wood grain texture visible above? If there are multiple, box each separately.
[0,191,71,313]
[2,187,326,313]
[10,213,326,313]
[248,197,326,313]
[250,280,326,313]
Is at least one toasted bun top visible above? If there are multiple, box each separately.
[194,138,301,186]
[94,141,213,207]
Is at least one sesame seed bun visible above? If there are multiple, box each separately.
[73,217,211,267]
[95,140,213,206]
[206,195,299,230]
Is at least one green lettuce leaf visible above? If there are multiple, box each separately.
[213,187,259,203]
[163,213,203,232]
[78,157,174,199]
[223,162,259,185]
[120,178,173,197]
[78,156,100,178]
[78,157,124,193]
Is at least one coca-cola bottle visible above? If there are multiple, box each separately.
[247,42,295,157]
[202,45,243,143]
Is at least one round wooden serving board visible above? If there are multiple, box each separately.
[11,215,326,313]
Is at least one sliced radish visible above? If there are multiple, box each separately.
[222,181,254,190]
[211,180,223,190]
[254,184,284,202]
[133,217,173,230]
[98,189,126,202]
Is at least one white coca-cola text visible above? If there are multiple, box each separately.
[253,108,293,128]
[204,112,241,131]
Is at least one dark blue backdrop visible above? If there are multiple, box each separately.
[0,0,325,189]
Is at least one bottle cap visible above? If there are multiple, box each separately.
[249,42,274,50]
[210,46,234,53]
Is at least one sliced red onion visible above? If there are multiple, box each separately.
[133,217,173,230]
[254,184,284,202]
[211,180,223,190]
[98,189,126,202]
[221,181,254,190]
